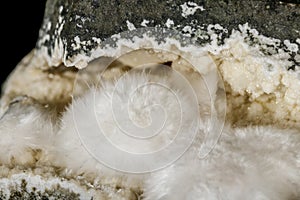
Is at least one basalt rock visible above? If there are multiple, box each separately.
[36,0,300,68]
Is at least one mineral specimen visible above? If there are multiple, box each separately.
[0,0,299,199]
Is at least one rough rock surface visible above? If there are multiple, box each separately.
[37,0,299,67]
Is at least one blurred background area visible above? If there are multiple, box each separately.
[0,1,46,89]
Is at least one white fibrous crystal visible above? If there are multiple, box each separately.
[141,19,150,27]
[126,20,136,31]
[284,40,299,52]
[165,19,175,28]
[180,2,205,18]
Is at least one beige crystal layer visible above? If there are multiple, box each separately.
[2,38,299,129]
